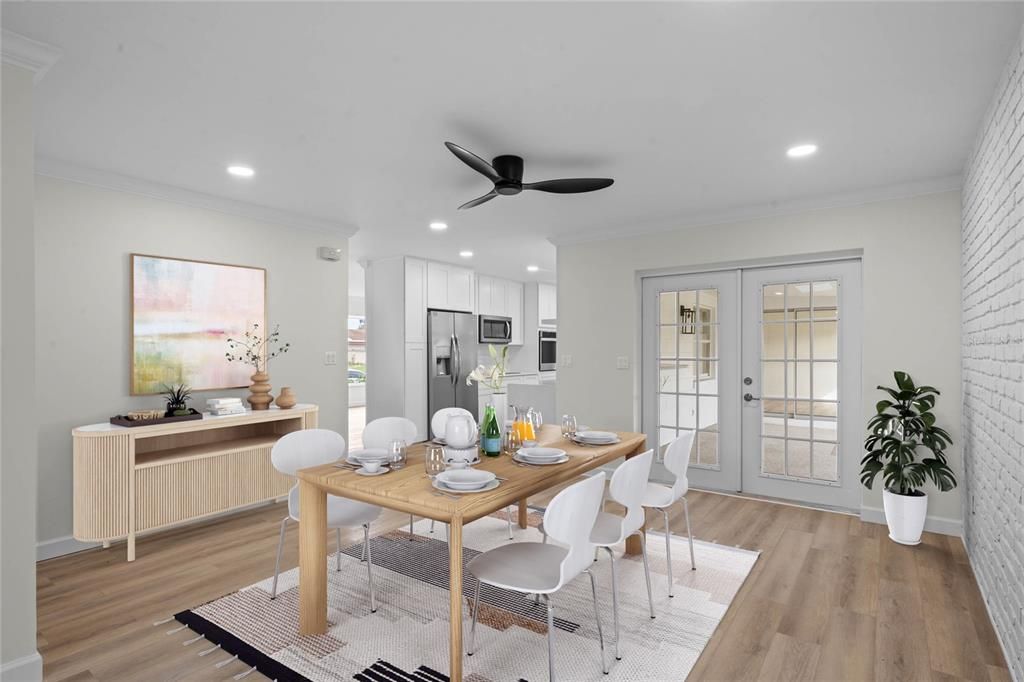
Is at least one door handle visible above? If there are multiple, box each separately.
[453,334,461,386]
[743,393,760,402]
[450,334,457,386]
[505,320,512,340]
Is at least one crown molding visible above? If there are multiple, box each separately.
[36,156,359,238]
[2,29,62,82]
[548,174,962,247]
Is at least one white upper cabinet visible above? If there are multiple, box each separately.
[427,261,474,312]
[538,282,557,327]
[477,275,524,345]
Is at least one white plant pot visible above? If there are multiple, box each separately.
[882,489,928,545]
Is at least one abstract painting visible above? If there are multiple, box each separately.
[131,254,265,395]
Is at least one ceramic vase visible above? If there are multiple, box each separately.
[275,387,297,409]
[248,371,273,410]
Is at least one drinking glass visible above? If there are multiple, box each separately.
[529,409,544,437]
[502,429,522,456]
[389,439,408,469]
[561,414,578,439]
[424,444,445,477]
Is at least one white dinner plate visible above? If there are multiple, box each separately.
[436,469,496,490]
[356,467,389,477]
[575,430,618,442]
[517,447,567,461]
[432,478,500,495]
[513,453,569,466]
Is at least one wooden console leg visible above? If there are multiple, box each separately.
[102,540,111,549]
[127,534,136,562]
[518,499,528,529]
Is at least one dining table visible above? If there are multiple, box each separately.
[295,424,647,681]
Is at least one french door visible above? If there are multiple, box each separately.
[641,260,862,510]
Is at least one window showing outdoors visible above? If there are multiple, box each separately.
[658,289,719,467]
[760,281,839,482]
[347,315,366,383]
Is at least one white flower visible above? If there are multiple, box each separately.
[466,344,510,392]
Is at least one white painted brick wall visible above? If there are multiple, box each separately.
[962,22,1024,682]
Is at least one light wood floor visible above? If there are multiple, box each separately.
[37,488,1008,681]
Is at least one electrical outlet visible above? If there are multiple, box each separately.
[616,356,630,370]
[324,351,338,366]
[561,354,573,367]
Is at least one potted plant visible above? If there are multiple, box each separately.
[161,383,194,417]
[861,371,956,545]
[225,323,291,410]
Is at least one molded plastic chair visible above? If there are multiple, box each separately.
[363,417,424,538]
[430,406,474,441]
[589,449,657,660]
[269,429,381,610]
[640,432,697,597]
[467,473,609,680]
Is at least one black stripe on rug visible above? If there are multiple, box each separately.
[354,660,529,682]
[174,608,312,682]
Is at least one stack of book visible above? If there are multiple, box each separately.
[207,398,246,416]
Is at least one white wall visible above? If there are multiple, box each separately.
[34,176,349,554]
[1,62,42,679]
[557,191,964,525]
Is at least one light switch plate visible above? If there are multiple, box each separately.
[561,354,573,367]
[324,351,338,366]
[616,356,630,370]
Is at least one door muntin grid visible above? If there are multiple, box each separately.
[759,280,840,484]
[658,288,719,469]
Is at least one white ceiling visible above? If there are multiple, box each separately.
[5,2,1022,295]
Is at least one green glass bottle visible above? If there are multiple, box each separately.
[481,404,502,457]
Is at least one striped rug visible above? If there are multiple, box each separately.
[176,510,758,681]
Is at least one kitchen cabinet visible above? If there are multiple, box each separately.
[427,261,474,312]
[477,275,525,345]
[404,258,426,344]
[538,282,557,327]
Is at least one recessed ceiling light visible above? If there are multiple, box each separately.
[786,144,818,158]
[429,221,448,231]
[227,165,255,178]
[526,265,539,272]
[459,250,473,258]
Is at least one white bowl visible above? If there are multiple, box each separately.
[361,460,383,474]
[436,469,496,490]
[518,447,567,461]
[349,448,390,464]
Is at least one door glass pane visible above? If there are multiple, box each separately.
[659,393,677,428]
[677,394,697,430]
[678,360,698,393]
[698,429,718,466]
[659,292,678,324]
[760,278,842,485]
[658,360,677,393]
[678,331,697,359]
[679,429,697,465]
[659,326,677,358]
[697,360,717,390]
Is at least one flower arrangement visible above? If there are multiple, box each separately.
[225,323,290,372]
[466,344,510,393]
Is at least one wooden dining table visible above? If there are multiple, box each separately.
[295,424,647,681]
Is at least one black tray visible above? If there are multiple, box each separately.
[110,409,203,428]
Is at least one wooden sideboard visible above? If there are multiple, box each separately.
[73,404,318,561]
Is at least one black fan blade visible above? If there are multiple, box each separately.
[445,142,500,182]
[523,178,614,194]
[458,190,498,210]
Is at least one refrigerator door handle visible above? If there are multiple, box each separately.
[453,333,461,386]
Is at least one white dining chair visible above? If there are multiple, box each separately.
[269,429,381,611]
[589,449,657,660]
[640,431,697,597]
[430,406,474,441]
[467,473,609,680]
[362,417,419,537]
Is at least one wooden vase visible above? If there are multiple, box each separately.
[248,371,273,410]
[275,387,297,409]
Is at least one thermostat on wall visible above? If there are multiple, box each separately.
[318,246,343,261]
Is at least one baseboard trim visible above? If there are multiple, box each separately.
[859,505,963,537]
[36,535,99,561]
[0,651,43,681]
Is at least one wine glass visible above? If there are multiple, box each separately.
[424,444,445,477]
[561,414,578,439]
[389,439,408,469]
[502,429,522,456]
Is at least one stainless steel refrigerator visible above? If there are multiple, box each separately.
[427,309,479,439]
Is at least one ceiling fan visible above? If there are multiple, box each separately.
[444,141,614,210]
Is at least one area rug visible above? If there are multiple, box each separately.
[174,510,759,681]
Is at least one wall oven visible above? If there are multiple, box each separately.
[478,314,512,344]
[539,330,557,371]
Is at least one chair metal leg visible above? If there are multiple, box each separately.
[545,595,556,681]
[409,514,414,539]
[270,517,289,599]
[363,524,377,613]
[638,531,656,619]
[663,509,674,597]
[430,519,436,534]
[360,541,366,563]
[683,496,696,571]
[602,547,621,660]
[336,528,342,571]
[585,570,609,675]
[506,505,514,539]
[468,577,482,656]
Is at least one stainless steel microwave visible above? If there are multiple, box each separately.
[539,329,557,371]
[478,315,512,344]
